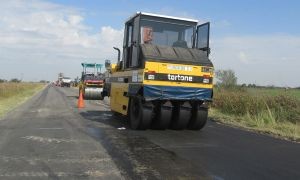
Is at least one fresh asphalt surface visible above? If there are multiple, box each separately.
[0,85,299,179]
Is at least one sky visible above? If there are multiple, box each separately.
[0,0,300,87]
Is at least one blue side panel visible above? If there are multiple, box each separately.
[143,85,212,101]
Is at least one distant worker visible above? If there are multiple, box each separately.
[142,26,153,44]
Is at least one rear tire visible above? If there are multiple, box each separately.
[188,104,208,130]
[129,96,152,130]
[151,102,172,130]
[170,102,190,130]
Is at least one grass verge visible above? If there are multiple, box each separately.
[210,88,300,142]
[0,83,45,118]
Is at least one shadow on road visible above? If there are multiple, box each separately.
[80,110,130,129]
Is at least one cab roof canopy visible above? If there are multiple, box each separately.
[127,12,199,24]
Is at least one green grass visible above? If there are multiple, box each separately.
[0,82,45,118]
[210,87,300,141]
[247,87,300,99]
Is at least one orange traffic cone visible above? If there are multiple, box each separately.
[78,90,85,108]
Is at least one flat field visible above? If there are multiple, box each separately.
[247,87,300,99]
[0,82,44,117]
[210,87,300,141]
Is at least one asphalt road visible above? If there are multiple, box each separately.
[0,85,299,179]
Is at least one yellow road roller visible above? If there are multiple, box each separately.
[103,12,214,130]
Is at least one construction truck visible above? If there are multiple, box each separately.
[61,77,71,87]
[102,12,214,130]
[79,63,104,100]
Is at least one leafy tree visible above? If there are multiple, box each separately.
[0,79,6,83]
[10,78,21,83]
[215,69,237,88]
[39,80,47,83]
[248,84,257,88]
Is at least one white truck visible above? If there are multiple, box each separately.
[61,77,71,87]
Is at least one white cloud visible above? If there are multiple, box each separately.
[211,35,300,87]
[68,15,83,26]
[237,51,249,64]
[97,26,123,53]
[0,1,299,87]
[0,0,123,81]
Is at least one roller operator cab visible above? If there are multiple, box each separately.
[103,12,214,130]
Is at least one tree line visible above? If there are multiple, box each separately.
[0,78,21,83]
[215,70,299,89]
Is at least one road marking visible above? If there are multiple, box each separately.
[0,171,118,177]
[166,144,218,148]
[103,113,112,117]
[21,136,77,143]
[95,101,110,108]
[38,128,64,130]
[0,155,112,164]
[30,108,49,113]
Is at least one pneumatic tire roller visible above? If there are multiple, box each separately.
[102,12,213,130]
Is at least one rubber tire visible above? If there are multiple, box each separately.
[151,103,172,130]
[129,96,152,130]
[188,106,208,130]
[170,103,190,130]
